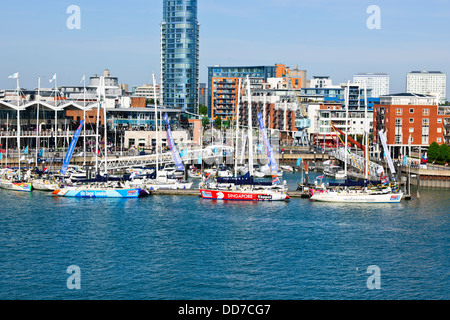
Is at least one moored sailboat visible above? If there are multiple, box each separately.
[200,76,289,202]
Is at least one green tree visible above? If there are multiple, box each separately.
[427,142,440,160]
[202,115,210,130]
[214,115,222,130]
[437,144,450,162]
[199,104,208,115]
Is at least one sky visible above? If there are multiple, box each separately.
[0,0,449,96]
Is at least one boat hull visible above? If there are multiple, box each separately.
[310,190,403,203]
[52,188,141,198]
[200,189,289,201]
[0,181,32,192]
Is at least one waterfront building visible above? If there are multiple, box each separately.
[207,64,305,120]
[353,73,390,98]
[131,84,160,101]
[160,0,200,114]
[373,93,448,158]
[198,83,206,107]
[308,76,336,89]
[406,70,447,104]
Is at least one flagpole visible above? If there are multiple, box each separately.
[16,75,21,180]
[5,113,8,168]
[83,75,86,166]
[35,77,40,166]
[53,75,58,152]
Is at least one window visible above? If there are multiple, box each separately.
[437,118,442,123]
[423,109,430,116]
[437,138,442,143]
[409,108,414,113]
[437,128,442,133]
[409,118,414,123]
[409,128,414,133]
[422,118,429,125]
[395,108,403,115]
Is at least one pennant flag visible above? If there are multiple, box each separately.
[296,158,302,167]
[43,167,48,173]
[317,175,324,180]
[80,74,85,83]
[8,72,19,79]
[257,112,278,174]
[197,155,202,165]
[60,120,84,175]
[163,113,184,171]
[38,148,44,157]
[0,153,2,160]
[24,146,28,154]
[49,74,56,84]
[272,177,280,185]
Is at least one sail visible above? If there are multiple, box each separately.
[163,113,184,171]
[60,120,84,175]
[257,112,278,174]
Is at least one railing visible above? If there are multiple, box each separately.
[0,130,96,137]
[333,147,383,176]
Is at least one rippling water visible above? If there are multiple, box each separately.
[0,172,448,300]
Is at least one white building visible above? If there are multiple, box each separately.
[132,84,160,100]
[379,93,438,106]
[353,73,390,98]
[308,76,337,89]
[406,70,446,104]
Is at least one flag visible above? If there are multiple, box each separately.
[20,155,26,161]
[24,146,28,154]
[49,74,56,83]
[38,149,44,157]
[130,171,138,179]
[80,74,85,84]
[60,120,84,175]
[163,113,184,171]
[382,177,389,185]
[8,72,19,79]
[272,177,280,185]
[43,167,48,173]
[317,175,324,180]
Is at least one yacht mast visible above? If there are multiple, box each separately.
[152,74,159,178]
[246,75,254,177]
[234,78,242,178]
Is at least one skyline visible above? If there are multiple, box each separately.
[0,0,448,98]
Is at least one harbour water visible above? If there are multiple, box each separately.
[0,172,448,300]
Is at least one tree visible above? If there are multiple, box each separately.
[427,142,440,160]
[201,115,210,130]
[199,104,208,116]
[437,144,450,162]
[214,115,222,130]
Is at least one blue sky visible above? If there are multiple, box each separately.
[0,0,448,96]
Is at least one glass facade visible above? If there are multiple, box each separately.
[161,0,200,114]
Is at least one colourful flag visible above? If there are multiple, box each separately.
[163,113,184,171]
[49,74,56,84]
[60,120,84,175]
[8,72,19,79]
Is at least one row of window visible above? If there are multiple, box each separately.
[390,118,442,124]
[391,108,431,115]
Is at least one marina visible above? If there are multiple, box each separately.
[1,0,449,304]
